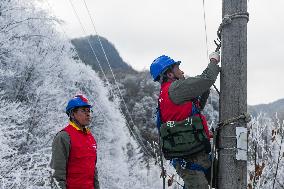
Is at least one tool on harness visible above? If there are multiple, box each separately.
[157,98,211,160]
[160,115,209,159]
[156,96,214,187]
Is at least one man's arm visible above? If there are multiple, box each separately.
[50,131,70,189]
[94,168,100,189]
[199,89,210,110]
[169,62,220,105]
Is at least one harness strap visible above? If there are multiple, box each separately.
[191,97,201,115]
[156,102,162,130]
[171,159,209,174]
[186,162,209,174]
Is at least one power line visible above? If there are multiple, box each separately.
[67,0,153,158]
[46,0,180,186]
[43,0,114,124]
[79,3,182,186]
[83,0,155,158]
[67,0,112,94]
[202,0,209,59]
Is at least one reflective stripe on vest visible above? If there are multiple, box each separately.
[64,124,97,189]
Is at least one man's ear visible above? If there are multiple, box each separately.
[166,71,174,79]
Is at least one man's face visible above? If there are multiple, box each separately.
[171,64,185,80]
[73,107,92,126]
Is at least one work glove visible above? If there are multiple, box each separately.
[209,51,220,64]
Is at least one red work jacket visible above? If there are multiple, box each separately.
[63,122,97,189]
[159,81,210,138]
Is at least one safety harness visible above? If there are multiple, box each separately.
[157,97,210,172]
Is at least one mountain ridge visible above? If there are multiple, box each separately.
[248,98,284,120]
[71,35,136,74]
[72,35,284,120]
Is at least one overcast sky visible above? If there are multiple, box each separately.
[42,0,284,105]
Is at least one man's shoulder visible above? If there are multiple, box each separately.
[169,77,198,89]
[57,130,69,136]
[54,130,70,142]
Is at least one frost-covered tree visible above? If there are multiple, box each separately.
[0,0,166,188]
[203,89,219,128]
[248,113,284,189]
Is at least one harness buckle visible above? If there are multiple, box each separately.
[180,159,187,169]
[181,162,187,169]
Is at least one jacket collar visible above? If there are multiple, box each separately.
[69,121,90,133]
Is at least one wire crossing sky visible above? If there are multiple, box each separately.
[42,0,284,105]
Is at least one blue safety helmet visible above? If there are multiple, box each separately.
[150,55,181,81]
[65,95,92,116]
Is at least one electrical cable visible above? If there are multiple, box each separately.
[68,0,153,158]
[202,0,209,59]
[47,0,187,186]
[80,2,186,187]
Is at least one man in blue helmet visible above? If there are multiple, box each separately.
[51,95,100,189]
[151,52,220,189]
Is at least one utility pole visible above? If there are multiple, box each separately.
[218,0,249,188]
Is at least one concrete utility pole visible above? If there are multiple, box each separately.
[218,0,248,188]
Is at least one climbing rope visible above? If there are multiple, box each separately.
[217,12,249,40]
[210,11,250,97]
[217,112,251,129]
[213,11,250,125]
[210,112,251,188]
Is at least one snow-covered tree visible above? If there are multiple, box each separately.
[248,113,284,189]
[0,0,166,188]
